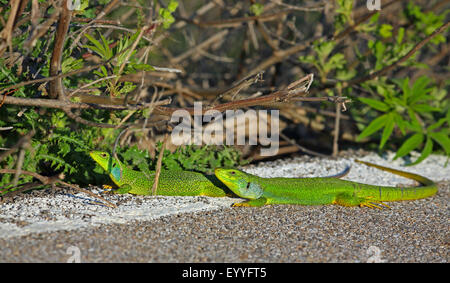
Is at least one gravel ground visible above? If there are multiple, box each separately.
[0,152,448,262]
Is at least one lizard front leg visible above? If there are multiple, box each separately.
[115,184,133,194]
[232,197,268,207]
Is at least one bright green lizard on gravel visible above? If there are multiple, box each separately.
[91,150,437,209]
[214,160,437,209]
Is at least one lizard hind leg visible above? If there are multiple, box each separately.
[333,193,390,209]
[115,184,133,194]
[232,197,268,207]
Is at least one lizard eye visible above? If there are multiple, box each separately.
[230,171,236,175]
[101,153,107,157]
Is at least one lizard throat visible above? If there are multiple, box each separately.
[111,166,122,182]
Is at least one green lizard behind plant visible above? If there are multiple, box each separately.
[214,160,438,208]
[90,150,230,196]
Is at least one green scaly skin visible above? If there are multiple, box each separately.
[214,159,438,208]
[90,151,230,196]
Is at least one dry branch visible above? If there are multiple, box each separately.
[1,73,351,129]
[49,0,72,100]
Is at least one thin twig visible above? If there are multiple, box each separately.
[151,133,169,196]
[57,180,117,208]
[0,182,42,198]
[0,169,53,184]
[67,75,118,97]
[271,0,326,12]
[186,9,292,28]
[12,148,26,187]
[212,71,265,104]
[49,0,72,100]
[0,130,34,163]
[332,86,343,157]
[171,30,229,64]
[0,94,171,111]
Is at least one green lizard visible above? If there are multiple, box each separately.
[214,159,438,208]
[89,150,230,196]
[90,150,351,197]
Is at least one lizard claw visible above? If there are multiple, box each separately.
[101,184,114,193]
[232,202,250,207]
[360,198,391,209]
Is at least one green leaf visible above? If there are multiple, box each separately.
[401,77,410,102]
[392,112,408,135]
[396,27,405,44]
[323,53,346,72]
[429,132,450,155]
[408,137,433,166]
[427,117,447,131]
[357,113,390,141]
[379,24,393,38]
[83,44,104,57]
[336,68,356,80]
[61,57,84,73]
[84,33,101,50]
[131,63,155,71]
[159,1,178,29]
[394,133,424,160]
[99,33,113,59]
[58,142,70,156]
[316,41,336,59]
[409,76,432,104]
[411,104,440,113]
[250,3,264,16]
[375,83,393,98]
[406,109,422,132]
[359,97,390,112]
[84,34,107,58]
[379,113,395,149]
[447,109,450,125]
[299,55,315,64]
[167,0,179,12]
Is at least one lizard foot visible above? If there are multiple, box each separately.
[231,197,267,207]
[359,197,391,209]
[334,194,391,209]
[232,202,251,207]
[101,184,114,193]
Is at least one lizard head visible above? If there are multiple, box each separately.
[214,168,262,199]
[89,151,113,172]
[90,150,123,183]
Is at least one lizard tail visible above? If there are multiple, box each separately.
[354,159,435,186]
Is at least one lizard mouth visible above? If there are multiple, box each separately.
[214,169,239,192]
